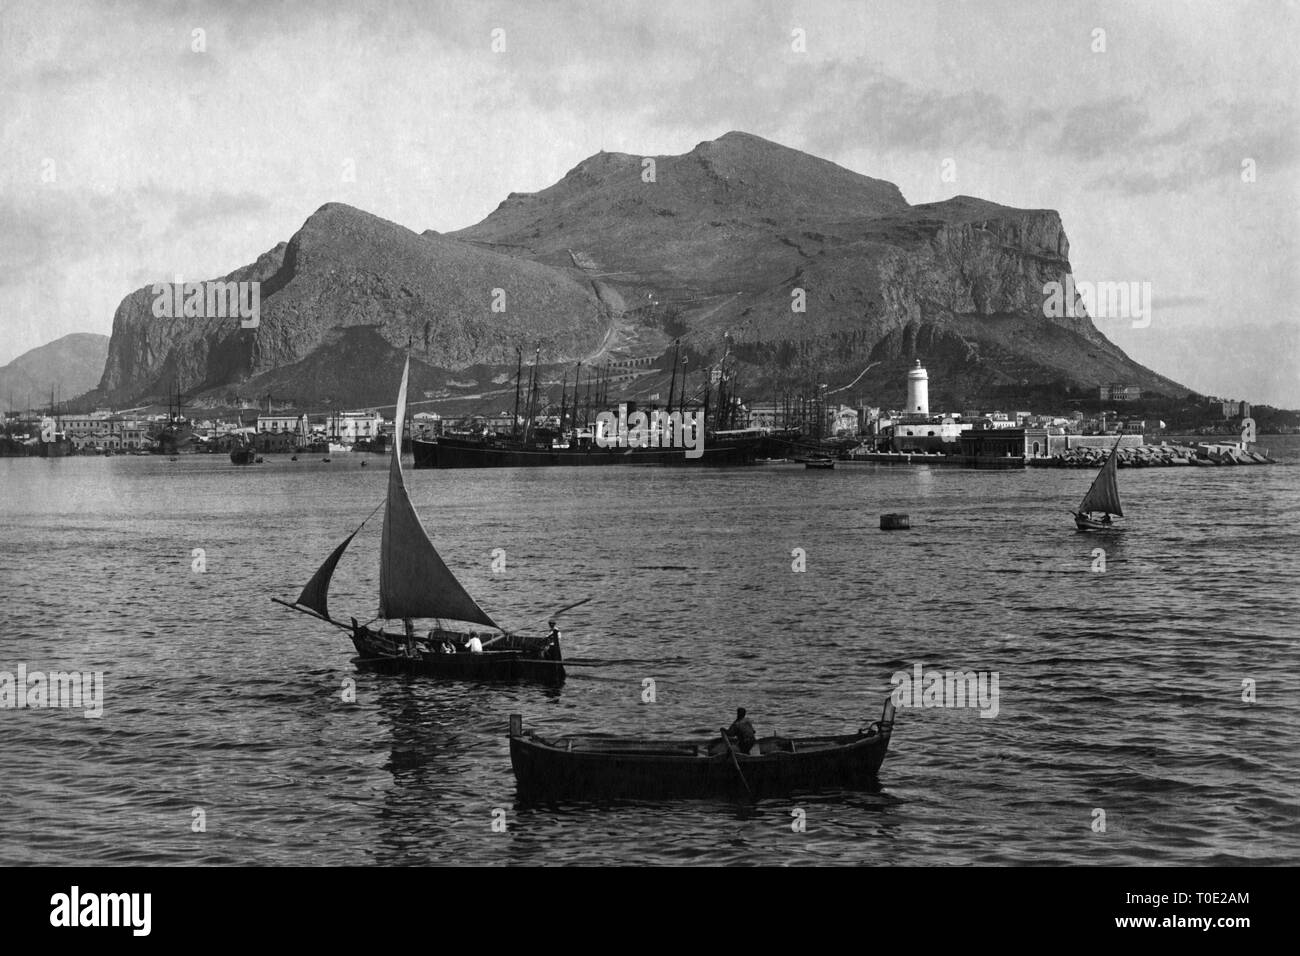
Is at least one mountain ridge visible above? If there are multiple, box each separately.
[82,131,1190,411]
[1,333,110,413]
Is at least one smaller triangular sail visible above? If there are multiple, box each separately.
[295,531,359,620]
[1077,439,1124,517]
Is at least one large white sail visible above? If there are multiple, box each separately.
[1077,438,1124,517]
[379,356,498,627]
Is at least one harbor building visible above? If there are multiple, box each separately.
[327,411,384,444]
[959,428,1028,468]
[253,430,297,453]
[257,414,310,436]
[892,417,968,453]
[1099,384,1142,401]
[887,362,977,452]
[59,414,150,452]
[828,404,859,436]
[746,402,783,429]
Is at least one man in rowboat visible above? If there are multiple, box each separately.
[727,708,757,754]
[542,620,562,661]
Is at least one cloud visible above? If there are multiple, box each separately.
[135,186,274,232]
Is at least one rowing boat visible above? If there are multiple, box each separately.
[508,699,896,797]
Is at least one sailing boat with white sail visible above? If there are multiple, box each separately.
[274,355,566,683]
[1072,435,1125,531]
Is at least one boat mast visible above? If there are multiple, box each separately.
[702,369,711,431]
[667,339,679,417]
[512,346,522,439]
[572,360,581,433]
[582,369,592,430]
[523,346,540,443]
[559,372,568,434]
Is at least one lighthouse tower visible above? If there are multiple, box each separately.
[906,360,929,417]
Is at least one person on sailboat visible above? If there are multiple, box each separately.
[465,633,484,653]
[727,708,757,754]
[426,630,455,654]
[543,620,562,661]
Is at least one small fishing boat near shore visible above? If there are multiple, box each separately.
[508,699,896,798]
[1072,435,1124,531]
[799,457,835,470]
[274,355,567,683]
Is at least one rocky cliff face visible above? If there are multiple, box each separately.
[90,132,1188,409]
[95,204,608,407]
[97,243,286,401]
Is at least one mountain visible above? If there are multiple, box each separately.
[92,203,608,409]
[0,334,110,413]
[88,132,1190,411]
[454,132,1188,408]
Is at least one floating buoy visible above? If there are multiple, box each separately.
[880,513,910,530]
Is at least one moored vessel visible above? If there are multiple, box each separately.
[413,431,760,468]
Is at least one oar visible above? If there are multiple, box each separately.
[483,596,593,648]
[719,727,753,798]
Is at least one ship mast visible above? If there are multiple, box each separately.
[512,346,522,439]
[667,339,679,417]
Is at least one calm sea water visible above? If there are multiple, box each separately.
[2,438,1298,865]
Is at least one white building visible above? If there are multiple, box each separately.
[327,411,384,443]
[828,404,859,436]
[906,361,929,417]
[257,414,309,435]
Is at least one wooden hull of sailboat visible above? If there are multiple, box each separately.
[1073,437,1125,530]
[350,625,564,684]
[1073,513,1119,531]
[509,702,895,798]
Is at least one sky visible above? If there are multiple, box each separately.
[1,0,1297,405]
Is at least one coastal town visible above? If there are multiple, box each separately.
[1,360,1283,467]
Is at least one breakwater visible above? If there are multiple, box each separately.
[1030,441,1276,468]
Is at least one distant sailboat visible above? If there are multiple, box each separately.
[1072,436,1124,531]
[274,355,567,682]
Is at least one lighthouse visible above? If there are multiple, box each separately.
[907,360,929,417]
